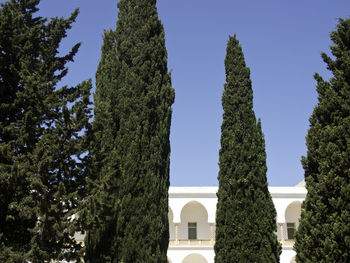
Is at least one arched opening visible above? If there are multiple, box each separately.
[168,206,174,240]
[182,253,208,263]
[285,201,302,240]
[179,201,210,241]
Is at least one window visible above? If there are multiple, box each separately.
[287,223,296,240]
[188,222,197,240]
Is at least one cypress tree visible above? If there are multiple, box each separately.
[214,35,280,263]
[84,0,174,262]
[84,29,121,262]
[295,18,350,263]
[0,0,91,261]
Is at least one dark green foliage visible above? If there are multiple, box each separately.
[84,29,121,262]
[295,18,350,263]
[84,0,174,262]
[0,0,91,261]
[214,35,280,263]
[28,80,91,262]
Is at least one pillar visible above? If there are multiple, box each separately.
[210,223,215,244]
[278,222,285,242]
[175,223,179,244]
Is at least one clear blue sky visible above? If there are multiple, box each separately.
[9,0,350,186]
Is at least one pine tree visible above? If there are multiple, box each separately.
[214,35,280,263]
[28,80,91,262]
[0,0,91,261]
[84,0,174,262]
[294,18,350,263]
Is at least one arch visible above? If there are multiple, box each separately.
[182,253,208,263]
[169,206,174,221]
[180,201,208,221]
[285,201,302,225]
[168,206,175,240]
[284,201,302,240]
[179,201,210,240]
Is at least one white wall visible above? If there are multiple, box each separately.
[270,187,306,223]
[182,253,208,263]
[168,249,214,263]
[280,248,296,263]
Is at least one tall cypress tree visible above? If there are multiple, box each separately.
[84,0,174,262]
[0,1,91,261]
[214,35,280,263]
[84,29,121,262]
[295,18,350,263]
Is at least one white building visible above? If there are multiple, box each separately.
[167,181,306,263]
[74,182,306,263]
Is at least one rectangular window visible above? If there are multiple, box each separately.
[188,222,197,240]
[287,223,295,240]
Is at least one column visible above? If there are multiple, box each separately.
[175,223,179,244]
[278,222,285,242]
[210,223,215,244]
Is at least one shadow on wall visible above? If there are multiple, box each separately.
[285,201,302,240]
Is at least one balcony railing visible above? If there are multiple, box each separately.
[169,239,214,247]
[169,239,293,248]
[76,232,293,248]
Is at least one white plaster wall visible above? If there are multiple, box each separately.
[182,253,208,263]
[168,248,295,263]
[168,249,214,263]
[168,248,294,263]
[270,187,306,223]
[280,248,296,263]
[179,201,210,240]
[273,197,305,223]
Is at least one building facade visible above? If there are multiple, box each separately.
[167,182,306,263]
[74,182,306,263]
